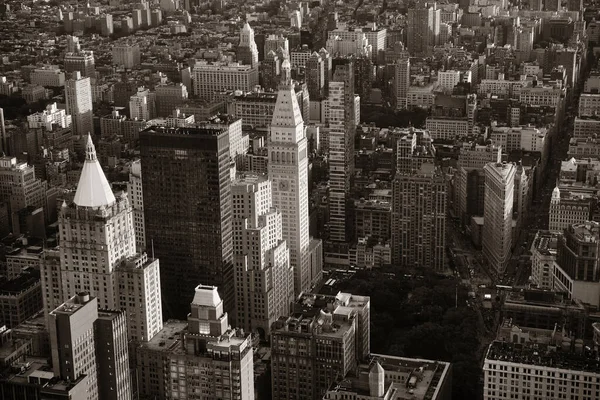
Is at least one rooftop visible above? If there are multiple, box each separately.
[531,231,560,257]
[486,340,600,373]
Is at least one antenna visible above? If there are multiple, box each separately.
[151,239,155,259]
[455,284,458,309]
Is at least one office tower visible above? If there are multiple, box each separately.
[137,285,254,400]
[319,48,333,95]
[116,253,163,342]
[554,222,600,307]
[64,36,95,78]
[129,87,156,121]
[260,50,280,91]
[49,293,99,400]
[484,324,600,400]
[264,34,289,59]
[306,52,325,100]
[530,230,560,290]
[393,58,410,110]
[0,108,5,155]
[268,62,315,295]
[238,22,259,68]
[231,175,294,338]
[65,71,93,136]
[549,185,592,232]
[392,161,447,271]
[96,309,131,400]
[64,51,96,78]
[482,162,516,275]
[271,291,370,400]
[127,159,145,252]
[326,59,356,245]
[197,115,247,166]
[353,55,373,101]
[0,156,47,231]
[407,4,439,56]
[192,61,259,101]
[155,83,188,117]
[139,126,233,319]
[112,44,141,69]
[456,143,502,224]
[47,136,134,311]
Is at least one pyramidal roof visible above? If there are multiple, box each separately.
[271,81,303,128]
[73,135,116,208]
[192,285,222,308]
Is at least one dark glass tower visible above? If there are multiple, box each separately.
[139,126,233,319]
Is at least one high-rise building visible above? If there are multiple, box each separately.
[231,174,294,339]
[155,83,188,117]
[49,293,100,400]
[139,125,233,319]
[530,230,560,290]
[482,162,516,275]
[268,62,318,295]
[65,71,93,136]
[264,34,289,59]
[129,87,156,121]
[116,253,163,342]
[549,185,592,233]
[456,143,502,224]
[555,222,600,307]
[0,156,47,231]
[0,108,6,155]
[393,58,410,110]
[127,159,145,252]
[197,114,247,166]
[271,291,370,400]
[306,52,325,100]
[484,323,600,400]
[112,44,141,69]
[392,161,447,271]
[50,136,133,311]
[27,102,72,130]
[49,293,132,400]
[137,285,254,400]
[95,309,131,400]
[407,4,440,56]
[192,61,259,101]
[64,37,95,78]
[260,50,281,91]
[237,22,259,68]
[325,59,356,250]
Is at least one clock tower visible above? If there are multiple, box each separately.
[268,61,315,295]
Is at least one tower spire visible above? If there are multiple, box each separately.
[85,133,97,161]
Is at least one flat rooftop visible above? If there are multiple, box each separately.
[532,231,560,256]
[486,341,600,373]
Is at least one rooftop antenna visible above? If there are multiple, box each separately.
[151,239,155,259]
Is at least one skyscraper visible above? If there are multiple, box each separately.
[271,291,370,400]
[268,61,316,295]
[306,52,325,100]
[139,125,233,319]
[392,161,447,271]
[49,293,132,400]
[231,174,294,339]
[51,136,133,310]
[482,162,516,275]
[65,71,93,136]
[393,58,410,110]
[237,22,259,68]
[326,59,356,249]
[64,36,95,78]
[129,87,156,121]
[407,3,440,56]
[49,293,99,400]
[127,159,145,252]
[137,285,254,400]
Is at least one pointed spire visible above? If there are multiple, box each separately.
[85,133,97,161]
[73,133,116,208]
[281,59,291,85]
